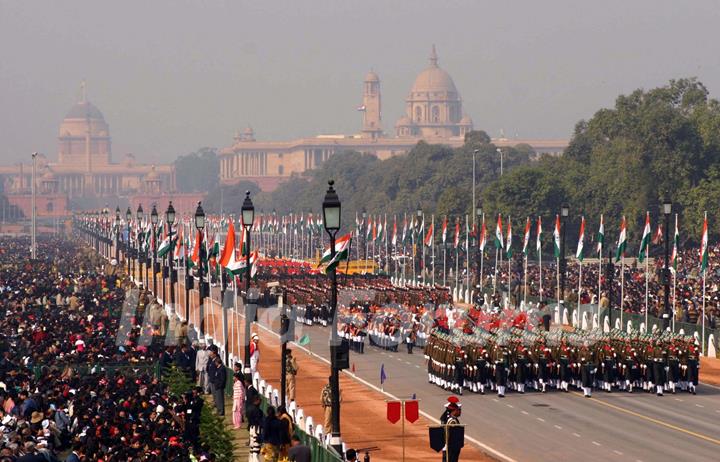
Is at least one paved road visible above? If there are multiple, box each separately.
[255,310,720,462]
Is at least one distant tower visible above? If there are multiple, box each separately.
[361,70,382,139]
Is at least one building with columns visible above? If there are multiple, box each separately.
[219,46,568,192]
[0,86,177,216]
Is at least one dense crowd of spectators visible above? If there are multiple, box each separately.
[0,236,218,461]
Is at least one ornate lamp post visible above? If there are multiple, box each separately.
[194,202,206,324]
[136,204,144,288]
[151,205,159,296]
[476,203,483,288]
[322,180,344,453]
[241,192,255,373]
[115,207,121,264]
[663,194,672,330]
[560,204,569,311]
[126,207,132,276]
[166,202,176,309]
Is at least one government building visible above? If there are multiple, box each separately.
[0,87,202,217]
[219,46,569,191]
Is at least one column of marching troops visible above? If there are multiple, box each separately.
[424,328,700,398]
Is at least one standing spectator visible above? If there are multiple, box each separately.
[232,372,246,429]
[195,340,210,393]
[246,394,264,462]
[321,377,333,433]
[208,355,227,416]
[261,406,284,462]
[285,349,299,401]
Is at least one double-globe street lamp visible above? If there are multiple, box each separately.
[195,202,207,334]
[126,207,132,276]
[476,203,483,288]
[137,204,144,289]
[115,207,121,264]
[559,204,569,315]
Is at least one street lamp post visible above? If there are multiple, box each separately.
[496,147,504,176]
[126,207,132,277]
[473,149,478,227]
[137,204,144,289]
[166,202,176,310]
[361,210,367,263]
[560,204,569,314]
[31,152,37,260]
[663,195,672,330]
[194,202,206,325]
[416,207,422,285]
[322,180,343,454]
[115,207,121,264]
[195,203,206,335]
[151,205,159,297]
[241,192,255,374]
[476,204,483,288]
[102,206,109,258]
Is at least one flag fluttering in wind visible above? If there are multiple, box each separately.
[505,217,513,258]
[596,214,604,255]
[700,212,709,274]
[652,223,663,245]
[576,216,586,262]
[218,222,246,276]
[317,233,352,274]
[297,334,311,346]
[638,212,651,263]
[615,216,627,263]
[424,219,434,247]
[536,217,542,255]
[453,219,460,249]
[553,215,561,258]
[494,215,504,250]
[522,217,531,256]
[479,217,487,252]
[391,217,398,246]
[441,216,448,244]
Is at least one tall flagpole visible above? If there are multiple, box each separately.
[431,215,435,286]
[577,261,582,328]
[671,213,678,332]
[620,255,624,329]
[702,268,707,356]
[644,256,649,331]
[479,214,485,297]
[465,215,470,302]
[507,216,511,306]
[523,249,528,306]
[443,217,447,287]
[422,213,426,286]
[538,217,542,302]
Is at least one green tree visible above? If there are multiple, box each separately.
[174,147,220,193]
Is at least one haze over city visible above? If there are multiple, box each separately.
[2,0,720,164]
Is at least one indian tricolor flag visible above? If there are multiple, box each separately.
[453,219,460,249]
[494,214,504,250]
[157,229,173,258]
[479,217,487,252]
[576,216,585,262]
[638,212,651,263]
[552,215,561,258]
[505,217,513,258]
[318,233,352,274]
[536,216,542,255]
[615,216,627,263]
[441,216,448,244]
[596,214,604,255]
[424,219,434,247]
[391,217,398,246]
[700,212,709,274]
[671,214,679,272]
[218,222,244,275]
[522,217,531,256]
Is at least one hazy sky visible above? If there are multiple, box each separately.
[2,0,720,165]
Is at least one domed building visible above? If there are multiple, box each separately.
[396,45,473,138]
[0,84,188,216]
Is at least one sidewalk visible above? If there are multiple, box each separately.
[206,394,250,461]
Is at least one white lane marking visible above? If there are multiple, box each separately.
[415,365,420,368]
[674,398,682,402]
[536,417,545,422]
[614,450,623,456]
[492,398,499,402]
[695,404,704,408]
[252,320,519,462]
[554,425,563,430]
[506,404,514,408]
[521,411,529,415]
[396,357,402,362]
[592,441,601,446]
[572,433,581,438]
[404,361,411,365]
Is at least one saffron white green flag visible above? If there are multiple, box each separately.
[505,217,513,258]
[638,212,651,263]
[536,216,542,255]
[700,212,709,274]
[576,216,586,262]
[157,231,174,258]
[615,216,627,263]
[596,214,604,255]
[494,215,504,250]
[318,233,352,273]
[522,217,531,256]
[479,217,487,252]
[552,215,561,258]
[671,214,679,272]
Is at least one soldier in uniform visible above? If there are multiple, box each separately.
[652,344,667,396]
[440,397,463,462]
[494,344,509,397]
[579,343,596,398]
